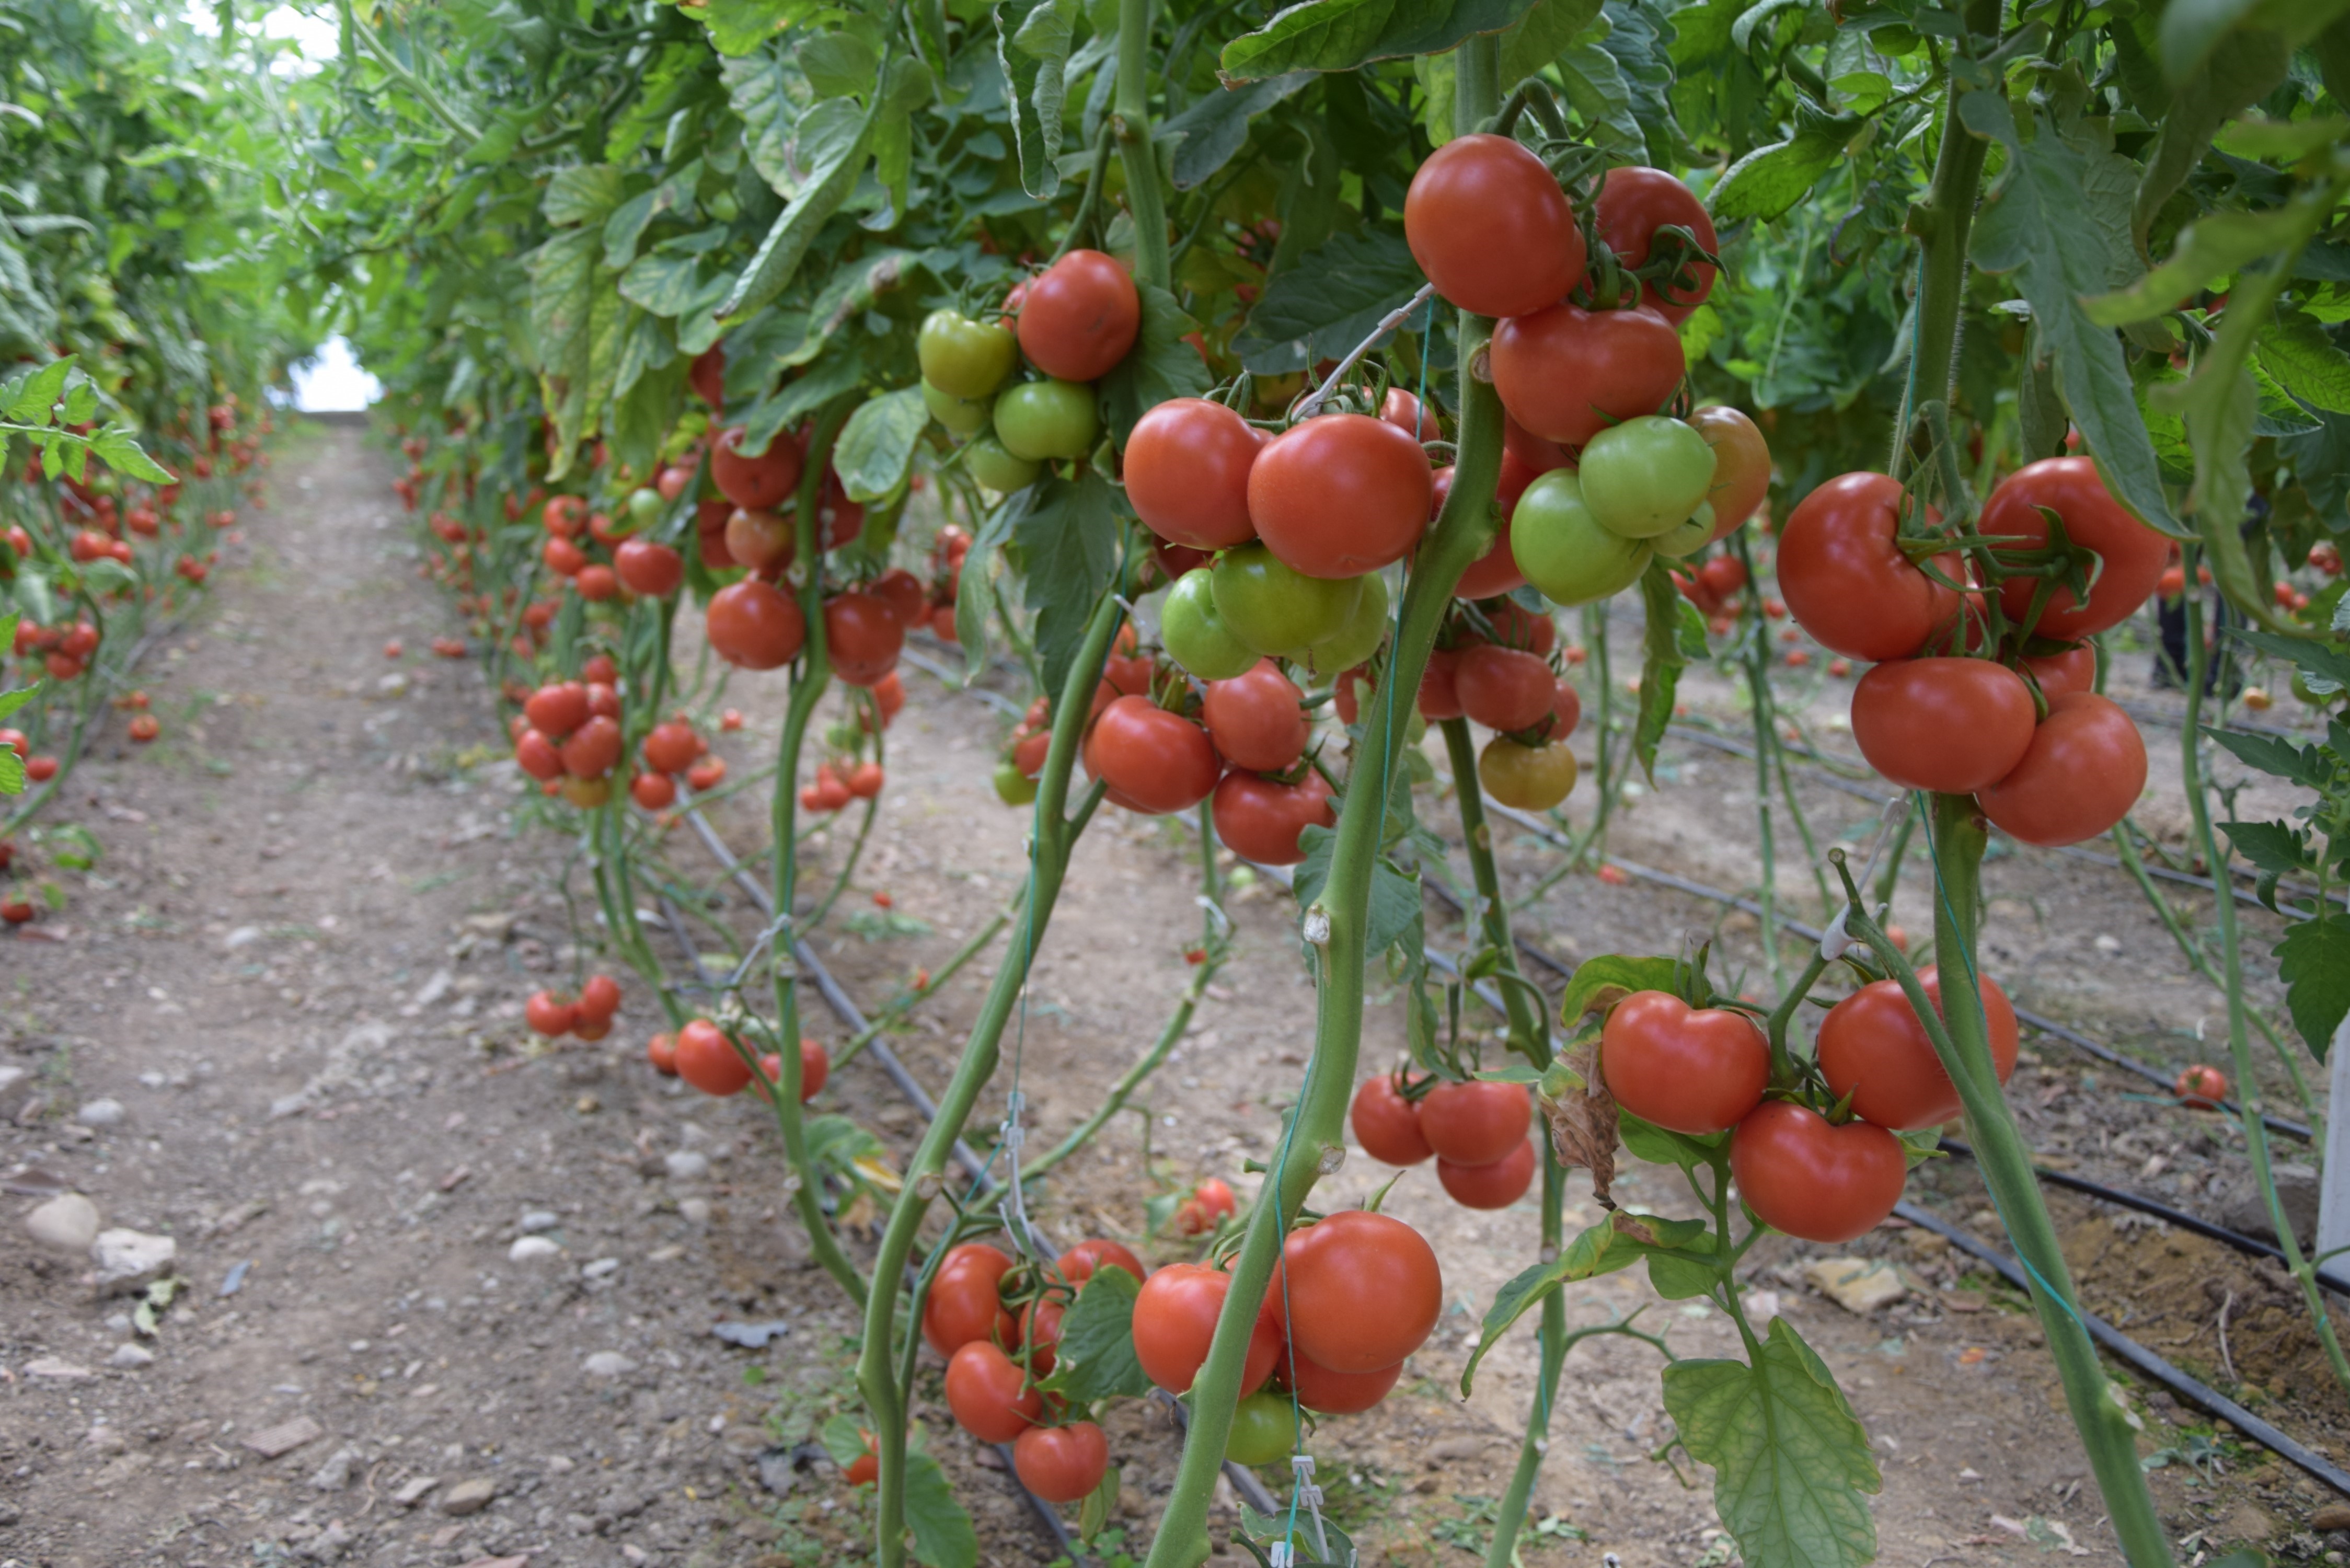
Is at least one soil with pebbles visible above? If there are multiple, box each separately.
[1,420,2344,1568]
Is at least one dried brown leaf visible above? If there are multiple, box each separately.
[1540,1035,1619,1208]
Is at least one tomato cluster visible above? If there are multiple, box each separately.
[10,616,101,683]
[1787,458,2161,846]
[525,972,625,1043]
[648,1018,831,1103]
[1349,1074,1537,1209]
[509,675,629,809]
[628,714,722,811]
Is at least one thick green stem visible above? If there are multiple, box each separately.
[1737,557,1785,991]
[1441,717,1549,1065]
[1114,0,1168,292]
[2179,573,2350,1397]
[1140,39,1507,1568]
[1481,1142,1568,1568]
[1894,2,1995,479]
[858,593,1124,1568]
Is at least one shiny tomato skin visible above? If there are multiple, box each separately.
[525,990,577,1036]
[560,716,623,779]
[1210,769,1334,866]
[1817,967,2020,1130]
[1226,1391,1300,1465]
[824,592,904,686]
[1480,737,1579,810]
[1017,1296,1064,1375]
[923,1243,1017,1356]
[1454,644,1554,732]
[674,1019,751,1096]
[1403,134,1587,319]
[1542,678,1581,743]
[1125,398,1261,550]
[872,568,928,628]
[1086,696,1220,815]
[710,425,804,510]
[944,1342,1043,1443]
[1132,1263,1281,1395]
[1850,658,2037,793]
[1595,166,1719,322]
[1351,1074,1433,1166]
[645,1032,678,1075]
[1984,458,2170,639]
[797,1037,830,1100]
[1059,1239,1146,1286]
[644,720,702,775]
[918,308,1019,399]
[1491,304,1684,448]
[1285,1349,1403,1415]
[631,771,675,810]
[1504,414,1575,475]
[1976,691,2146,847]
[1201,660,1308,771]
[1249,414,1432,579]
[1272,1211,1442,1374]
[1418,647,1465,721]
[614,539,683,597]
[578,973,621,1025]
[1012,1422,1109,1504]
[525,681,590,738]
[706,580,807,670]
[1438,1139,1536,1209]
[514,729,564,781]
[1511,470,1653,606]
[1730,1102,1907,1245]
[1688,406,1771,536]
[1209,542,1360,655]
[1417,1079,1530,1167]
[2024,646,2097,700]
[2176,1064,2229,1109]
[1600,991,1768,1135]
[1381,386,1436,441]
[1776,472,1956,661]
[1016,250,1140,382]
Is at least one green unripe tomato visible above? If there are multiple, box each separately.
[1512,471,1653,605]
[964,434,1042,493]
[1211,543,1362,656]
[993,759,1038,805]
[993,379,1100,462]
[1297,568,1390,676]
[1648,502,1715,560]
[923,379,993,437]
[627,487,663,528]
[1578,416,1718,539]
[918,309,1019,400]
[1225,1393,1299,1466]
[1161,568,1259,680]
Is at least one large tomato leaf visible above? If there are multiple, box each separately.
[833,387,929,502]
[1232,227,1425,375]
[1661,1317,1881,1568]
[1707,97,1864,224]
[996,0,1075,200]
[1557,952,1679,1027]
[1037,1266,1152,1403]
[2276,912,2350,1061]
[1009,468,1124,699]
[1218,0,1537,84]
[904,1448,978,1568]
[1098,283,1211,448]
[718,96,876,319]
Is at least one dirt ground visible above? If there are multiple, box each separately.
[3,421,2347,1568]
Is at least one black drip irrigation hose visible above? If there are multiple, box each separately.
[1895,1200,2350,1500]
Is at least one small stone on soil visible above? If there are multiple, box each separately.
[24,1191,100,1252]
[437,1476,498,1515]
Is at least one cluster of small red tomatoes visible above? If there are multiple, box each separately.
[1784,457,2162,847]
[642,1017,832,1103]
[1350,1071,1540,1210]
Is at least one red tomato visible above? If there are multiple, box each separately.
[1202,660,1309,771]
[1403,134,1587,319]
[614,539,683,597]
[1085,696,1220,814]
[1017,1296,1065,1377]
[643,720,702,774]
[1850,659,2037,793]
[513,730,563,782]
[944,1342,1043,1443]
[690,344,725,408]
[1453,645,1554,732]
[1210,769,1334,867]
[872,568,928,627]
[825,592,904,686]
[577,974,621,1027]
[1491,304,1683,448]
[1350,1074,1432,1166]
[1688,406,1771,536]
[524,990,577,1037]
[674,1019,751,1096]
[1381,386,1436,442]
[1272,1212,1441,1374]
[1537,678,1581,744]
[1984,458,2170,639]
[1817,969,2020,1129]
[1776,472,1957,661]
[1016,250,1139,381]
[573,564,618,602]
[1438,1140,1536,1209]
[1976,691,2145,846]
[1012,1423,1109,1503]
[710,425,804,510]
[2023,646,2096,700]
[1059,1239,1146,1286]
[1595,167,1719,322]
[923,1243,1017,1356]
[631,771,676,810]
[846,761,884,799]
[1730,1102,1907,1244]
[1476,597,1556,654]
[1600,991,1768,1135]
[542,536,586,577]
[1418,647,1465,721]
[724,507,793,575]
[560,716,622,779]
[645,1032,678,1076]
[794,1037,830,1100]
[1125,398,1261,550]
[1249,414,1432,579]
[706,580,807,670]
[1416,1080,1530,1166]
[1503,414,1575,475]
[1132,1263,1281,1395]
[2176,1064,2229,1109]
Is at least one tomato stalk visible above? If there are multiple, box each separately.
[1831,822,2175,1565]
[1438,717,1550,1066]
[1113,0,1168,292]
[855,589,1124,1568]
[1138,39,1511,1568]
[1732,532,1790,992]
[589,793,684,1027]
[2178,558,2350,1398]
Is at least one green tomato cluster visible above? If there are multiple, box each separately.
[1160,552,1392,684]
[917,308,1101,491]
[1510,414,1721,606]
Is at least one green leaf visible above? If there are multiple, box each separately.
[1963,94,2183,539]
[2276,912,2350,1060]
[1038,1266,1152,1402]
[1558,952,1679,1025]
[1219,0,1538,83]
[2204,724,2329,789]
[1291,824,1423,961]
[1707,98,1866,224]
[721,47,816,194]
[2160,0,2350,85]
[88,426,173,483]
[904,1449,978,1568]
[77,557,135,595]
[2215,114,2350,162]
[1617,1109,1731,1177]
[718,99,876,319]
[1634,558,1689,782]
[1497,0,1604,84]
[1157,72,1315,189]
[2130,29,2288,261]
[832,388,928,503]
[0,746,24,798]
[2218,818,2313,910]
[2255,310,2350,415]
[820,1412,868,1467]
[2089,201,2340,327]
[738,350,867,459]
[1099,284,1212,447]
[2229,627,2350,688]
[543,164,628,227]
[15,565,55,629]
[797,31,878,99]
[1011,469,1123,699]
[5,358,71,424]
[1233,227,1425,375]
[1662,1317,1881,1568]
[1554,40,1643,156]
[528,228,626,479]
[695,0,824,56]
[998,0,1077,200]
[954,494,1020,679]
